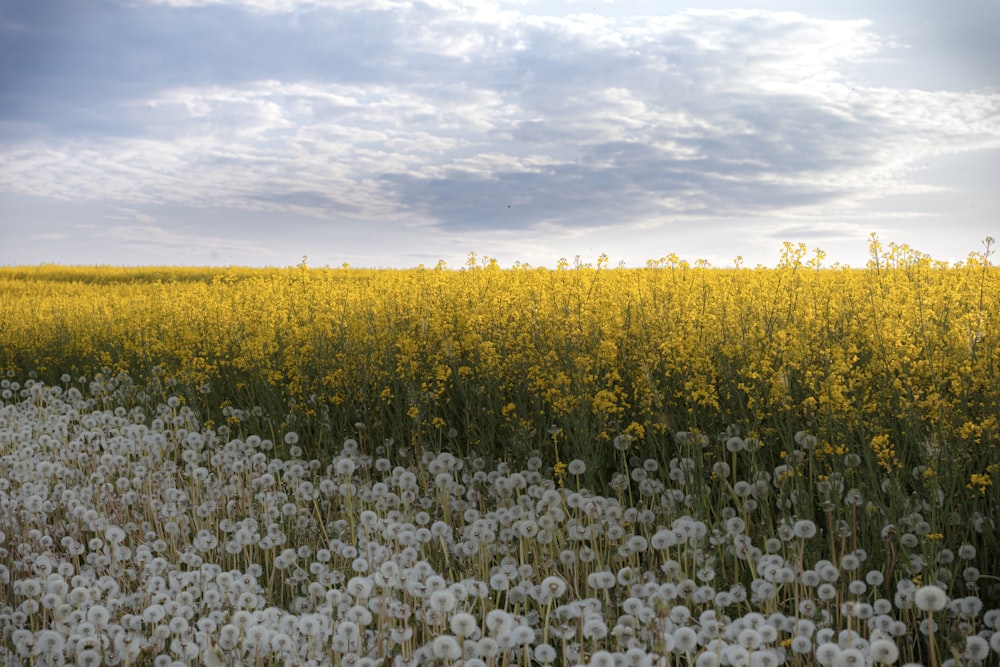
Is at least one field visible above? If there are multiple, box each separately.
[1,237,999,666]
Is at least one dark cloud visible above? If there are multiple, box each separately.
[380,87,881,232]
[249,190,352,211]
[381,143,847,233]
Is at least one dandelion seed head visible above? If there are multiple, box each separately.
[582,618,608,640]
[673,626,698,651]
[793,519,817,539]
[837,647,866,666]
[346,576,373,599]
[841,553,861,571]
[815,642,841,666]
[534,643,557,664]
[964,635,989,660]
[726,436,746,452]
[915,585,948,612]
[791,636,813,654]
[35,629,65,656]
[432,635,462,660]
[450,611,478,638]
[697,651,721,667]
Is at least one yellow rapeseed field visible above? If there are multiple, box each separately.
[1,238,998,494]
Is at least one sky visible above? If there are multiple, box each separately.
[1,0,998,269]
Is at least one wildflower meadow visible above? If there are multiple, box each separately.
[0,237,998,666]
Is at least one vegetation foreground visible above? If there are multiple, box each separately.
[0,237,998,665]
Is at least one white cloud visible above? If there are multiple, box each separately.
[2,3,999,255]
[139,0,410,10]
[109,207,158,224]
[89,222,278,257]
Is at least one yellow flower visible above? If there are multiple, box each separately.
[623,421,645,441]
[869,434,901,474]
[967,473,992,495]
[553,460,568,487]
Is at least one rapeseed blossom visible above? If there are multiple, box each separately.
[3,239,999,483]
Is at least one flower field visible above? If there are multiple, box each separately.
[1,237,999,666]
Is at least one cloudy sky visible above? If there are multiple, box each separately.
[2,0,998,268]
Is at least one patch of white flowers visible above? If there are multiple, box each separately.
[1,376,999,666]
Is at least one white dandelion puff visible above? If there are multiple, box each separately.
[914,585,948,612]
[450,612,478,638]
[673,626,698,652]
[816,643,841,666]
[432,635,462,660]
[965,635,989,661]
[541,575,568,600]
